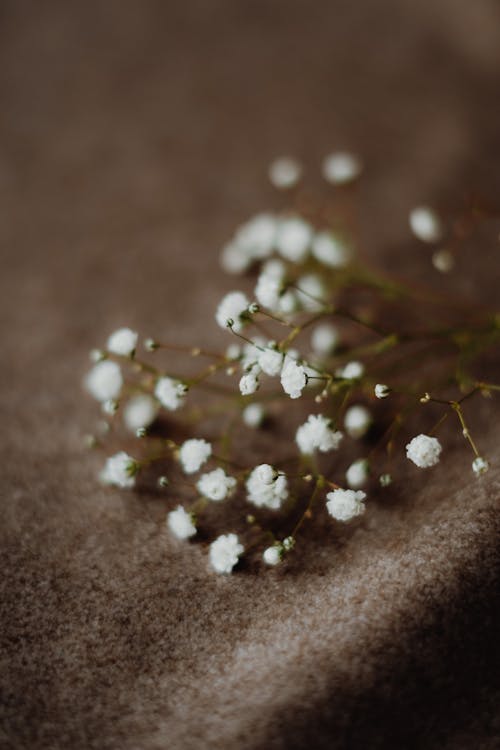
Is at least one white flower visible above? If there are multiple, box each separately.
[85,360,123,402]
[246,464,288,509]
[215,291,250,332]
[179,438,212,474]
[322,152,363,185]
[472,456,489,476]
[312,232,350,268]
[226,343,242,361]
[155,376,186,411]
[374,383,390,399]
[242,402,265,428]
[167,505,197,539]
[254,261,286,310]
[106,327,138,357]
[406,434,442,468]
[102,399,118,416]
[197,468,237,501]
[281,358,307,399]
[209,533,244,574]
[240,336,265,370]
[275,216,313,263]
[345,405,371,439]
[346,459,369,489]
[326,488,366,521]
[311,324,338,355]
[258,346,283,377]
[278,289,298,313]
[100,451,137,488]
[263,546,282,566]
[239,370,260,396]
[268,157,302,189]
[234,213,277,259]
[336,361,365,380]
[409,206,443,243]
[220,241,251,274]
[432,248,455,273]
[123,394,158,432]
[379,473,392,487]
[296,414,343,455]
[296,274,326,311]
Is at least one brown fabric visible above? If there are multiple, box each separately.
[1,1,500,748]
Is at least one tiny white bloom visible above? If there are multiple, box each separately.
[167,505,197,539]
[406,434,442,468]
[345,405,371,439]
[226,343,242,361]
[215,291,250,332]
[296,274,326,311]
[258,346,283,377]
[312,231,350,268]
[234,213,277,259]
[254,261,286,310]
[179,438,212,474]
[268,156,302,189]
[472,456,489,476]
[346,459,369,489]
[322,151,363,185]
[432,248,455,273]
[374,383,390,399]
[106,327,138,357]
[326,488,366,521]
[123,394,158,432]
[278,289,298,313]
[85,360,123,402]
[197,468,237,501]
[336,361,365,380]
[242,402,265,428]
[102,399,118,416]
[220,241,251,274]
[379,473,392,487]
[311,323,339,355]
[100,451,137,489]
[275,216,313,263]
[209,533,244,574]
[246,464,288,509]
[409,206,443,243]
[281,358,307,399]
[240,336,266,370]
[263,545,282,566]
[239,370,260,396]
[296,414,343,455]
[155,376,186,411]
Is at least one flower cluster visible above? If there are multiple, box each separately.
[82,154,498,573]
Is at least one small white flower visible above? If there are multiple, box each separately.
[345,405,371,439]
[406,434,442,468]
[242,402,265,428]
[379,473,392,487]
[275,216,313,263]
[322,151,363,185]
[311,324,339,355]
[240,336,265,370]
[179,438,212,474]
[102,399,118,416]
[100,451,137,489]
[167,506,197,539]
[155,376,186,411]
[296,274,326,311]
[209,533,244,574]
[197,468,237,501]
[85,360,123,402]
[296,414,343,455]
[123,394,158,432]
[268,156,302,189]
[246,464,288,509]
[409,206,443,243]
[254,261,286,310]
[278,289,298,313]
[281,358,307,399]
[472,456,489,476]
[215,291,250,332]
[258,347,283,377]
[346,459,369,489]
[374,383,390,399]
[432,248,455,273]
[263,545,282,566]
[239,370,260,396]
[226,343,242,361]
[220,241,251,274]
[312,232,350,268]
[326,488,366,521]
[336,361,365,380]
[106,327,138,357]
[234,213,277,259]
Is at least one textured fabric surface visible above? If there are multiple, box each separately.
[1,2,500,748]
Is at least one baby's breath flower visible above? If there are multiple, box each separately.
[409,206,443,243]
[106,327,138,357]
[346,459,369,489]
[312,231,350,268]
[179,438,212,474]
[123,394,158,432]
[220,241,251,275]
[322,151,363,185]
[209,533,244,574]
[234,213,277,260]
[406,434,442,468]
[379,473,392,487]
[239,370,260,396]
[472,456,489,476]
[155,376,187,411]
[144,337,158,352]
[85,360,123,402]
[90,348,105,362]
[102,399,118,416]
[167,505,197,539]
[311,323,339,355]
[254,260,286,310]
[281,358,307,399]
[197,468,237,501]
[215,291,250,332]
[258,346,284,377]
[432,248,455,273]
[263,545,282,566]
[296,414,343,455]
[226,343,242,361]
[336,361,365,380]
[275,216,313,263]
[268,156,302,189]
[344,405,371,439]
[296,274,326,311]
[278,289,298,313]
[100,451,137,489]
[326,488,366,521]
[246,464,288,509]
[374,383,390,399]
[242,402,265,428]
